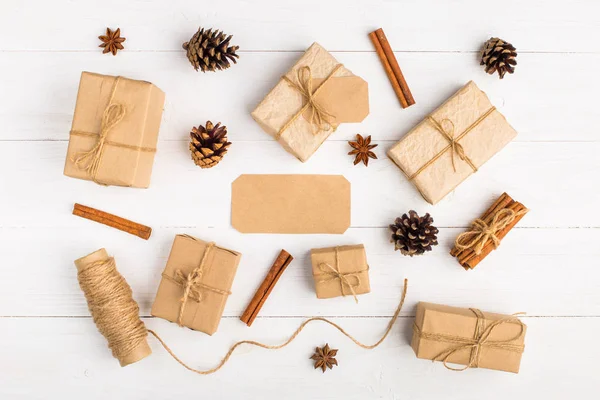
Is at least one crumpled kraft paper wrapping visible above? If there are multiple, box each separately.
[151,234,242,335]
[387,81,517,204]
[412,302,526,373]
[231,174,351,234]
[310,245,370,299]
[252,42,369,162]
[64,72,165,188]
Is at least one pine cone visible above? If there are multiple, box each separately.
[182,27,239,72]
[189,121,231,169]
[480,37,517,79]
[389,211,439,257]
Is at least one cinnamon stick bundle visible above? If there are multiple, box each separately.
[240,250,293,327]
[73,203,152,240]
[451,193,528,270]
[369,28,415,108]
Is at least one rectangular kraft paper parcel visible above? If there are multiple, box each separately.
[388,81,517,205]
[151,234,242,335]
[412,302,526,373]
[64,72,165,188]
[252,42,369,162]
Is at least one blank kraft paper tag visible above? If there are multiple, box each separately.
[231,174,351,234]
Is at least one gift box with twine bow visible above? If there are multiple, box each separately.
[412,302,527,373]
[252,42,369,162]
[387,81,517,205]
[64,72,165,188]
[310,245,370,302]
[151,234,242,335]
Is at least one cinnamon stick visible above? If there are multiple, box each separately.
[369,28,415,108]
[240,250,294,327]
[451,193,528,270]
[73,203,152,240]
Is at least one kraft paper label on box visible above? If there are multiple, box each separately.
[231,174,351,234]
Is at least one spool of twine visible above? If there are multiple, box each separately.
[75,248,409,374]
[74,248,151,367]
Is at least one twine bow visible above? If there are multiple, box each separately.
[455,208,529,255]
[161,242,231,326]
[413,308,525,371]
[407,107,496,181]
[316,247,367,303]
[72,77,126,182]
[276,65,342,139]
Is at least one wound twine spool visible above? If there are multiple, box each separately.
[75,248,408,374]
[74,248,151,367]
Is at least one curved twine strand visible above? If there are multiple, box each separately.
[148,279,408,375]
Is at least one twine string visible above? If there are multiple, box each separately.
[276,64,342,139]
[72,77,126,182]
[455,208,529,255]
[316,247,366,303]
[76,257,148,365]
[413,308,525,371]
[407,107,496,180]
[77,253,408,375]
[148,278,408,375]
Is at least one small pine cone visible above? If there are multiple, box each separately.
[389,211,439,257]
[182,27,239,72]
[480,37,517,79]
[189,121,231,169]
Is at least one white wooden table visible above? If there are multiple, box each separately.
[1,1,599,398]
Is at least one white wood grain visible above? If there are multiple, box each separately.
[1,0,600,52]
[1,51,599,142]
[0,316,598,399]
[0,226,598,317]
[1,0,599,398]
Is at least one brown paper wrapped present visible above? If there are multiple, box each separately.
[252,42,369,162]
[310,245,370,302]
[412,302,526,373]
[64,72,165,188]
[388,81,517,204]
[151,234,242,335]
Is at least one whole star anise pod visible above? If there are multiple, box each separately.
[310,344,338,373]
[348,134,377,166]
[99,28,126,56]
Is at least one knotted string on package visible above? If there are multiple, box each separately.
[159,242,231,326]
[315,246,368,303]
[70,76,156,184]
[412,308,525,371]
[407,106,496,180]
[75,250,408,375]
[276,64,342,139]
[454,207,529,255]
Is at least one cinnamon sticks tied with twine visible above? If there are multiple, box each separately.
[240,249,294,327]
[450,193,528,270]
[369,28,415,108]
[73,203,152,240]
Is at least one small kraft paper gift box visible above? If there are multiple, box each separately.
[151,234,242,335]
[388,81,517,204]
[64,72,165,188]
[252,42,369,162]
[412,302,527,373]
[310,245,370,302]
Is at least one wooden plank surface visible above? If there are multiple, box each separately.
[0,0,598,398]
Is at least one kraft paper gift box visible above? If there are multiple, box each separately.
[252,42,369,162]
[310,245,370,301]
[411,302,527,373]
[64,72,165,188]
[151,234,242,335]
[388,81,517,205]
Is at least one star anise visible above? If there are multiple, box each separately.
[99,28,126,56]
[348,134,378,166]
[310,344,338,373]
